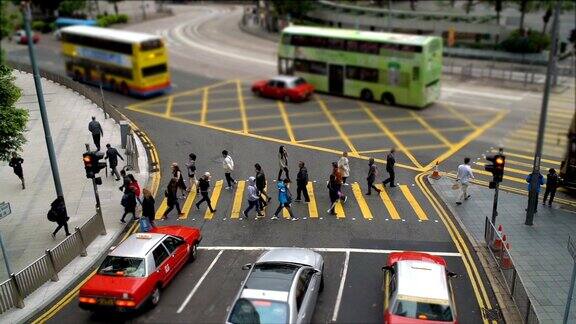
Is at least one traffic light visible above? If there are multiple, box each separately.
[485,153,506,188]
[82,151,106,179]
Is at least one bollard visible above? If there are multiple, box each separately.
[11,273,25,308]
[46,249,59,282]
[119,121,130,149]
[75,227,88,257]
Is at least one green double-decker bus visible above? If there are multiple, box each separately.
[278,26,443,108]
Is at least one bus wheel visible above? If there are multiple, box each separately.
[361,89,373,102]
[120,82,129,95]
[73,71,82,82]
[381,93,395,106]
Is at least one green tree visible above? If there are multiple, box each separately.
[481,0,507,25]
[0,51,28,161]
[58,0,86,17]
[270,0,315,19]
[107,0,124,15]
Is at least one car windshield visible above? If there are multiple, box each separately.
[228,298,288,324]
[98,256,146,277]
[393,298,453,321]
[293,77,306,86]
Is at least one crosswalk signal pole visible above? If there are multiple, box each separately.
[485,148,505,224]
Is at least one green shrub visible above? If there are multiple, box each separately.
[96,14,128,27]
[500,29,551,53]
[116,14,128,23]
[31,21,45,31]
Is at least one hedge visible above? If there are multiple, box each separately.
[500,29,551,54]
[96,14,129,27]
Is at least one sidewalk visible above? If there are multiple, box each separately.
[430,176,576,323]
[0,70,148,323]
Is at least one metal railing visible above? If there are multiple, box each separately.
[484,217,539,324]
[0,212,106,314]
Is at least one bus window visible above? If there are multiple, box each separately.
[294,59,309,73]
[346,40,359,52]
[309,61,327,75]
[281,34,291,45]
[140,39,163,51]
[142,63,167,77]
[327,38,345,51]
[359,41,379,54]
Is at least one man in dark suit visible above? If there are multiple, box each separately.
[382,148,396,188]
[105,143,124,181]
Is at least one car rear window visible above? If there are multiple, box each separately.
[98,256,146,277]
[245,263,299,292]
[393,298,453,321]
[228,298,288,324]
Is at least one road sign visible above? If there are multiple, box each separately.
[568,236,575,261]
[0,202,11,220]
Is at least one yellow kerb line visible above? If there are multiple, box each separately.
[316,98,358,156]
[236,80,249,134]
[179,185,197,220]
[409,111,452,147]
[306,182,318,218]
[360,102,423,169]
[200,88,209,124]
[375,184,401,220]
[352,182,373,220]
[231,181,246,219]
[155,198,168,220]
[204,180,223,219]
[165,96,174,117]
[277,101,296,142]
[400,185,428,221]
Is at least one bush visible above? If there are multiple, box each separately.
[31,21,45,31]
[96,14,129,27]
[500,29,551,53]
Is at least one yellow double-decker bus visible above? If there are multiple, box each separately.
[60,25,170,97]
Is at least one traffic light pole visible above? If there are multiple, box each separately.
[526,1,561,226]
[492,182,499,224]
[85,144,102,218]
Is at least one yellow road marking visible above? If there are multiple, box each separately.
[277,101,296,142]
[399,185,428,221]
[204,180,223,219]
[155,197,168,220]
[352,182,373,220]
[231,181,246,219]
[375,184,401,220]
[504,139,565,155]
[298,132,384,144]
[405,143,450,151]
[335,201,345,219]
[525,119,571,129]
[236,80,249,134]
[174,101,278,117]
[200,88,209,124]
[394,126,473,136]
[422,111,508,170]
[360,102,423,169]
[475,161,553,177]
[488,158,557,170]
[283,206,290,219]
[490,149,560,165]
[316,98,358,156]
[179,185,197,220]
[442,104,478,129]
[510,131,566,145]
[410,111,452,147]
[165,96,174,117]
[306,182,318,218]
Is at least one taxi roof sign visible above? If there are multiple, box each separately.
[136,233,152,239]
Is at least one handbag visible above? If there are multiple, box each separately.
[139,217,152,232]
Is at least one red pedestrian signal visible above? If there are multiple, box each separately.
[83,151,106,179]
[485,153,506,184]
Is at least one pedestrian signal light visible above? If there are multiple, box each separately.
[485,153,506,184]
[83,151,106,179]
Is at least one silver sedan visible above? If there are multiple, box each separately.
[226,248,324,324]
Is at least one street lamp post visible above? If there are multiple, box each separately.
[22,2,66,204]
[525,1,561,226]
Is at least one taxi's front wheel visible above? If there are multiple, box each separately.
[189,242,198,262]
[150,287,161,308]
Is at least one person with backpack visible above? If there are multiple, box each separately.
[49,197,71,238]
[9,152,25,189]
[186,153,198,193]
[163,178,183,219]
[196,172,216,213]
[255,163,271,211]
[543,168,560,206]
[332,162,347,203]
[120,187,137,223]
[243,177,264,219]
[272,178,298,221]
[127,174,141,204]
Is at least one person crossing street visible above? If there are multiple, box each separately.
[456,157,474,205]
[243,176,263,219]
[277,145,290,181]
[255,163,271,211]
[88,116,103,151]
[332,162,347,203]
[186,153,198,193]
[327,174,340,216]
[382,148,396,187]
[272,179,298,221]
[196,172,216,213]
[366,158,381,195]
[338,152,350,185]
[295,161,310,203]
[222,150,236,189]
[162,178,183,219]
[171,162,187,198]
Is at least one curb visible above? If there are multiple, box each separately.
[237,21,279,43]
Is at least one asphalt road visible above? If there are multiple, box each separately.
[9,3,574,323]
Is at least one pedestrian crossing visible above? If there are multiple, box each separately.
[153,180,436,222]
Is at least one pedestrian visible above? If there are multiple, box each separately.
[141,188,156,227]
[338,152,350,186]
[382,148,396,188]
[105,143,124,181]
[455,157,474,205]
[543,168,559,207]
[171,162,187,198]
[295,161,310,203]
[366,158,381,195]
[196,172,216,213]
[332,162,347,203]
[120,187,137,223]
[327,174,340,216]
[163,178,183,219]
[118,169,130,193]
[186,153,198,192]
[277,145,290,181]
[50,197,71,238]
[243,176,263,219]
[9,152,25,189]
[127,174,142,204]
[222,150,236,189]
[272,178,298,221]
[255,163,271,210]
[88,116,104,151]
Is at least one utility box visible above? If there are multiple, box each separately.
[120,121,130,149]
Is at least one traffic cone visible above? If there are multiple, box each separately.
[431,161,442,180]
[491,225,504,251]
[501,243,513,269]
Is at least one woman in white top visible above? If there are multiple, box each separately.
[338,152,350,185]
[277,145,290,181]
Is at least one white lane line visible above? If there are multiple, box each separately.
[332,250,350,322]
[197,246,461,257]
[177,250,224,314]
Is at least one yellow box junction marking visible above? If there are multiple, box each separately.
[231,180,246,219]
[410,111,452,147]
[200,88,209,124]
[236,80,249,134]
[400,185,428,221]
[179,184,197,220]
[375,184,401,220]
[316,97,358,156]
[277,101,296,142]
[165,96,174,117]
[306,182,318,218]
[335,201,345,219]
[155,198,168,220]
[205,180,223,219]
[352,182,373,220]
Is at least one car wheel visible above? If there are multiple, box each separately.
[189,242,198,262]
[381,93,396,106]
[361,89,374,102]
[150,286,161,307]
[284,95,291,102]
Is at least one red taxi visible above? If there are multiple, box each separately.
[14,30,40,44]
[382,252,458,324]
[79,226,201,311]
[251,76,314,102]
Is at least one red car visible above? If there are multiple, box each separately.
[382,252,458,324]
[14,30,40,44]
[252,76,314,102]
[78,226,201,312]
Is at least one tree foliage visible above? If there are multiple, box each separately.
[107,0,124,15]
[1,1,22,39]
[270,0,315,19]
[58,0,86,16]
[0,51,28,161]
